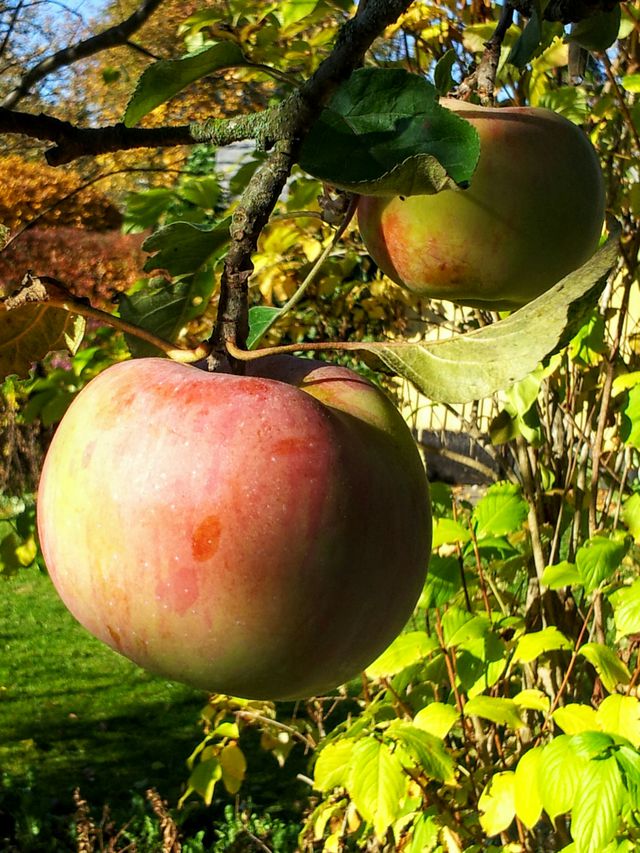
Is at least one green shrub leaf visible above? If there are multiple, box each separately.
[542,561,583,589]
[463,696,525,730]
[472,482,528,538]
[514,747,544,828]
[478,771,516,836]
[349,738,408,839]
[513,626,572,663]
[579,643,631,693]
[610,580,640,639]
[571,756,623,853]
[575,537,626,593]
[553,704,599,735]
[365,631,437,679]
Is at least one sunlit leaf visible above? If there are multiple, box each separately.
[571,756,623,853]
[578,643,631,693]
[349,738,408,839]
[125,42,251,126]
[219,743,246,794]
[388,721,456,783]
[597,695,640,748]
[478,771,516,836]
[365,631,437,678]
[414,702,459,739]
[542,560,583,589]
[362,235,617,403]
[553,704,599,735]
[463,696,525,730]
[513,627,572,663]
[514,747,544,828]
[539,735,586,819]
[472,482,528,538]
[575,537,626,593]
[609,579,640,639]
[314,738,357,792]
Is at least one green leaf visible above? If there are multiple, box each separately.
[434,49,457,95]
[299,68,480,196]
[542,561,583,589]
[124,188,175,232]
[597,695,640,748]
[349,738,408,839]
[578,643,631,693]
[571,731,616,760]
[508,2,546,69]
[365,631,437,679]
[621,385,640,448]
[472,482,528,538]
[247,306,281,349]
[363,235,617,404]
[478,772,516,836]
[615,745,640,810]
[431,517,471,548]
[143,219,230,277]
[314,738,357,791]
[178,176,220,210]
[277,0,320,27]
[513,689,550,713]
[553,704,599,735]
[421,555,463,609]
[119,277,212,357]
[540,735,587,819]
[514,747,544,828]
[566,7,621,51]
[414,703,459,739]
[513,627,572,663]
[124,42,250,126]
[571,756,623,853]
[575,537,625,593]
[180,757,222,807]
[610,580,640,639]
[219,743,246,794]
[441,609,490,647]
[622,493,640,541]
[622,74,640,93]
[463,696,525,730]
[406,813,439,853]
[388,721,456,784]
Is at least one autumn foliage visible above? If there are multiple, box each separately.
[0,227,146,306]
[0,156,122,232]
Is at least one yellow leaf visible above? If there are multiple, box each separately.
[479,771,516,836]
[597,694,640,747]
[219,743,246,794]
[514,747,544,829]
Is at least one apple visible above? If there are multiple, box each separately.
[357,99,606,310]
[37,355,431,700]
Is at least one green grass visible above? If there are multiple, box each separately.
[0,569,208,845]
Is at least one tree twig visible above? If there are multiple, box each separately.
[1,0,165,108]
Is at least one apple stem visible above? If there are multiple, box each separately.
[248,194,358,350]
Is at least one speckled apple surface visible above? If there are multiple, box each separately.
[37,356,431,700]
[358,99,606,309]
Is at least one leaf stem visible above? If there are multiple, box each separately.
[249,195,357,349]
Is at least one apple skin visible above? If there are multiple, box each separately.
[357,99,606,310]
[37,356,431,700]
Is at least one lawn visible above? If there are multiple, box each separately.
[0,568,207,848]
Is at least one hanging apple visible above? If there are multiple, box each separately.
[37,356,431,700]
[357,99,606,310]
